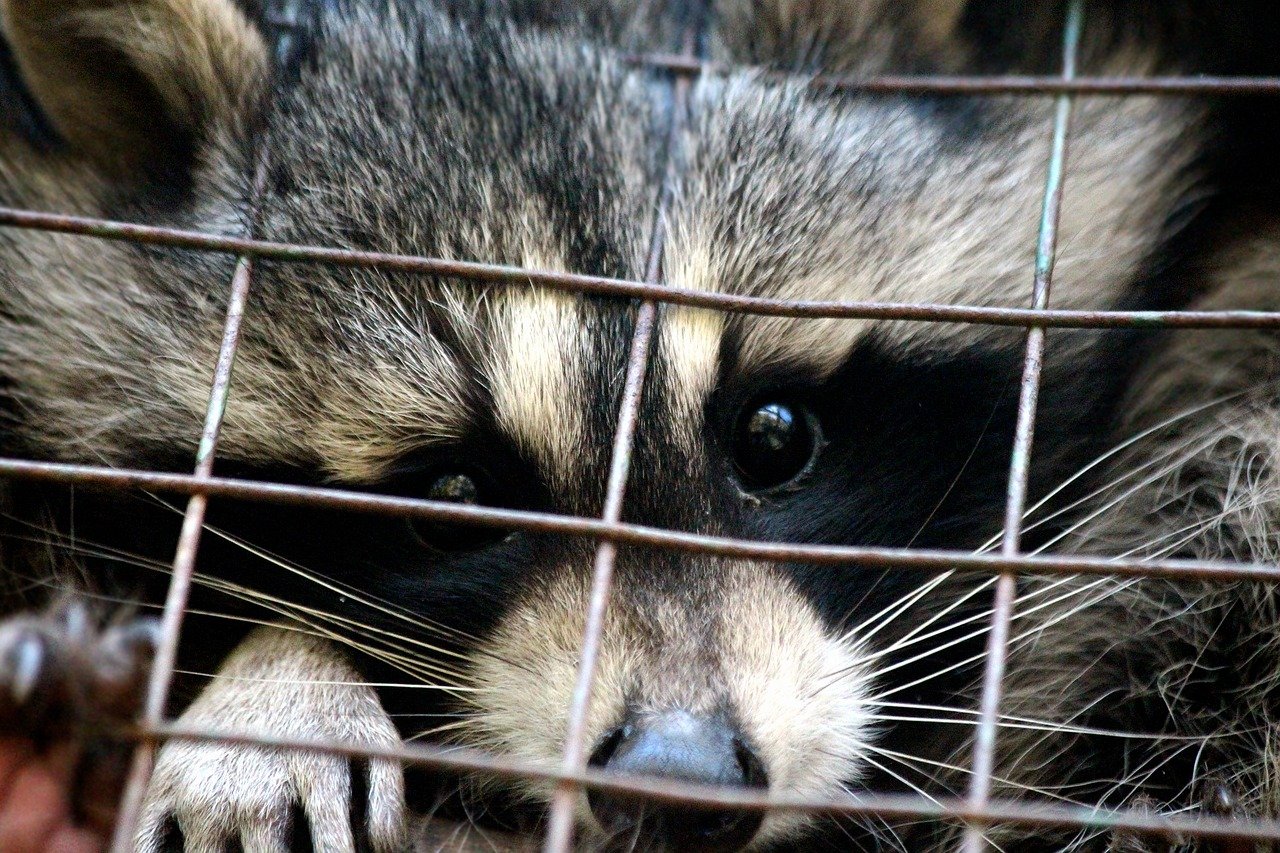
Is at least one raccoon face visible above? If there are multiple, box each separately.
[0,0,1210,847]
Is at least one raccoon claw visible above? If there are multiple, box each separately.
[1198,777,1253,853]
[1198,776,1238,817]
[6,629,47,706]
[134,627,407,853]
[0,604,158,739]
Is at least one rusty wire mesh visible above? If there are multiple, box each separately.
[3,0,1280,849]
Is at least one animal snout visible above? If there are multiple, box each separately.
[587,710,767,851]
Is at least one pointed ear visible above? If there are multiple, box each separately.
[2,0,268,176]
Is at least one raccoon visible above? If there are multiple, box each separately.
[1,0,1280,850]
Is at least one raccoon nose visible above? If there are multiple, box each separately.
[587,711,767,851]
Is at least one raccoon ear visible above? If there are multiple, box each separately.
[914,0,967,47]
[1,0,268,176]
[716,0,970,72]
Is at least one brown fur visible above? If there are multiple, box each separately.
[2,0,266,174]
[0,0,1276,850]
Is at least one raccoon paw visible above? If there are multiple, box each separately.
[134,626,406,853]
[0,600,159,739]
[0,602,157,852]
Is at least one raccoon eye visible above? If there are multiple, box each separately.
[427,472,480,504]
[731,401,821,492]
[408,471,505,551]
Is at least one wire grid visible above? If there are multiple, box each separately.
[0,0,1278,849]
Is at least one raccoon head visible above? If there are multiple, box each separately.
[0,0,1208,848]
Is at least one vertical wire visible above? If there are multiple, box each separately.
[540,26,701,853]
[961,2,1084,850]
[103,5,312,843]
[108,164,269,853]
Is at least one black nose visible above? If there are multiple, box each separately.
[587,711,767,852]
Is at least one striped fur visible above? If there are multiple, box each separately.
[1,0,1279,850]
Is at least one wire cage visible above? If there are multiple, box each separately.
[5,0,1280,850]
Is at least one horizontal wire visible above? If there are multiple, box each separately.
[626,53,1280,95]
[115,722,1280,843]
[1,206,1279,329]
[2,456,1277,583]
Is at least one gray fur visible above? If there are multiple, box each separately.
[0,0,1277,850]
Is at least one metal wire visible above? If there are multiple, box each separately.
[543,22,700,851]
[106,145,272,853]
[6,456,1280,584]
[3,205,1280,330]
[627,52,1280,95]
[962,3,1082,850]
[2,3,1280,849]
[110,722,1280,844]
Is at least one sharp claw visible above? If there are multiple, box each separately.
[8,630,46,707]
[1201,776,1237,816]
[52,599,92,646]
[0,607,159,735]
[93,619,159,719]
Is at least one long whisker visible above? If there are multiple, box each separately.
[861,742,1070,803]
[814,573,1110,700]
[865,700,1222,743]
[904,385,1011,550]
[4,516,488,697]
[162,498,482,646]
[1016,434,1217,547]
[1029,438,1220,556]
[974,393,1243,553]
[406,719,477,742]
[172,669,467,690]
[869,575,1135,701]
[842,570,959,646]
[196,581,473,689]
[841,749,944,809]
[2,529,433,658]
[852,573,1111,679]
[141,494,537,677]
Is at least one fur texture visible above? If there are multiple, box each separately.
[1,0,1279,850]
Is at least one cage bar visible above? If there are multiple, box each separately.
[3,455,1280,584]
[541,23,701,853]
[106,163,271,852]
[0,0,1275,848]
[4,206,1280,331]
[101,723,1280,844]
[627,52,1280,95]
[962,3,1083,851]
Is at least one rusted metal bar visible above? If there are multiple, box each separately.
[2,206,1279,330]
[628,52,1280,95]
[541,307,658,852]
[963,4,1082,851]
[5,455,1280,584]
[107,169,267,852]
[1,5,1278,847]
[540,21,700,852]
[120,723,1280,843]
